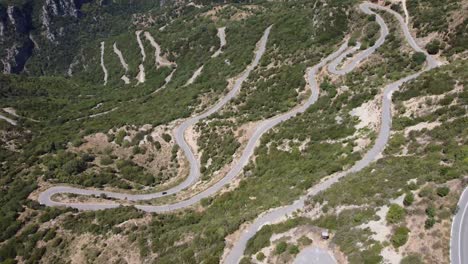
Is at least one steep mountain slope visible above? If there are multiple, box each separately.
[0,0,466,263]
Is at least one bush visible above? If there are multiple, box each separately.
[153,141,161,150]
[288,245,300,255]
[386,204,406,224]
[275,241,288,255]
[426,206,436,218]
[298,235,312,246]
[391,226,409,248]
[115,130,127,146]
[418,186,433,198]
[72,138,84,147]
[256,252,265,261]
[107,133,115,142]
[100,156,113,166]
[426,39,441,55]
[401,253,423,264]
[162,133,172,142]
[436,186,449,197]
[403,193,414,206]
[425,217,435,229]
[412,52,426,65]
[63,159,87,175]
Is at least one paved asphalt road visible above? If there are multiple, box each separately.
[451,187,468,264]
[223,2,440,263]
[37,2,442,263]
[39,26,281,212]
[293,247,337,264]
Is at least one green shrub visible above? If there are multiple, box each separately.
[386,204,406,224]
[298,235,312,246]
[391,226,409,248]
[288,245,300,255]
[115,130,127,145]
[256,252,265,261]
[62,159,87,175]
[425,217,436,229]
[72,138,84,147]
[132,146,142,155]
[153,141,161,150]
[436,186,449,197]
[403,193,414,206]
[275,241,288,255]
[418,186,433,198]
[426,39,441,55]
[162,133,172,142]
[122,140,130,148]
[107,133,115,142]
[100,156,113,166]
[401,253,423,264]
[426,206,436,218]
[412,52,426,65]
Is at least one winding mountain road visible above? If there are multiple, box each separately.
[37,3,441,262]
[38,26,273,212]
[223,2,439,263]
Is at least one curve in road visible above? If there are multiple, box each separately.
[223,2,440,263]
[451,187,468,264]
[38,25,272,211]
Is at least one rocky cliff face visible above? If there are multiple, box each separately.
[0,0,93,74]
[0,4,34,74]
[41,0,94,42]
[0,0,166,76]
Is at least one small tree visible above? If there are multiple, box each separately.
[436,186,450,197]
[426,39,441,55]
[275,241,287,255]
[288,245,300,255]
[401,253,423,264]
[153,141,161,150]
[412,52,426,65]
[391,226,409,248]
[426,206,436,218]
[425,217,436,229]
[387,204,406,224]
[256,252,265,261]
[298,235,312,246]
[403,193,414,206]
[115,130,127,145]
[162,133,172,142]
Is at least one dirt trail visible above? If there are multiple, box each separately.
[113,43,129,72]
[113,42,130,84]
[135,30,146,61]
[212,27,226,58]
[100,41,108,85]
[38,26,274,212]
[144,31,175,68]
[136,31,146,84]
[0,113,16,125]
[185,65,204,86]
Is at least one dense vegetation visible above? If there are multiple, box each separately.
[0,0,466,263]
